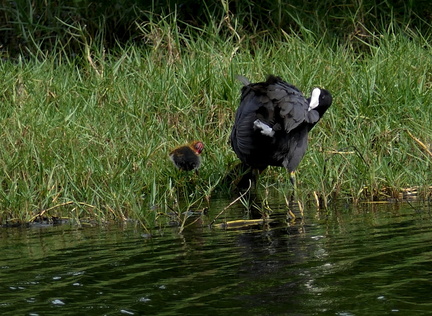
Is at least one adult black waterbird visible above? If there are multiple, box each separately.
[230,75,333,189]
[169,141,204,172]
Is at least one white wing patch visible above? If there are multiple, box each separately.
[254,119,275,137]
[308,88,321,111]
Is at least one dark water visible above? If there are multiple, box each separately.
[1,200,432,315]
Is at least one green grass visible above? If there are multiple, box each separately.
[0,21,431,228]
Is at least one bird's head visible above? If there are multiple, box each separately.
[308,88,333,117]
[191,141,204,154]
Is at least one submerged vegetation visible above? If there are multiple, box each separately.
[0,2,431,228]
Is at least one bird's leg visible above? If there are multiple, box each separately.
[289,171,296,186]
[288,171,304,218]
[251,168,260,190]
[253,120,275,137]
[285,171,298,221]
[289,170,298,201]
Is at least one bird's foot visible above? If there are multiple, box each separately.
[253,119,275,137]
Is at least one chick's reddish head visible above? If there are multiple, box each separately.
[191,141,204,155]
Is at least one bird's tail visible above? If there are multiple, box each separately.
[236,75,251,86]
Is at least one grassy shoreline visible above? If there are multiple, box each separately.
[0,27,431,228]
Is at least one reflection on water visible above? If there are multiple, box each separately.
[0,199,431,315]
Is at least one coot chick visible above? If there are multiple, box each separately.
[169,141,204,172]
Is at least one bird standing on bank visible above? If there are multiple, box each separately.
[230,75,333,188]
[169,141,204,172]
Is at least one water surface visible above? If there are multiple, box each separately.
[1,200,431,315]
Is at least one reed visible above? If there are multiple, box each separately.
[1,1,431,57]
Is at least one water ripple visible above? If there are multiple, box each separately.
[0,202,431,315]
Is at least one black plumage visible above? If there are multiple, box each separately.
[230,75,333,188]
